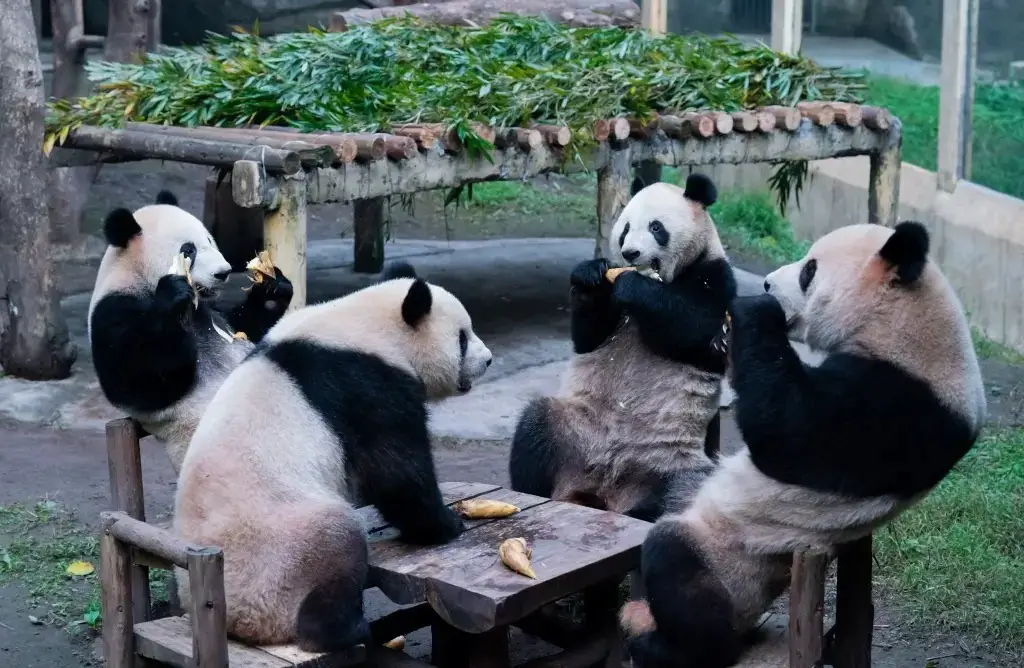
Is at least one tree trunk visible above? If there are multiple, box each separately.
[105,0,153,63]
[0,0,77,379]
[48,0,93,244]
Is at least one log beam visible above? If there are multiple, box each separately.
[332,0,641,30]
[293,120,900,207]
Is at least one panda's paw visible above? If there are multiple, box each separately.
[570,258,613,291]
[249,267,294,312]
[155,274,197,316]
[729,294,787,335]
[400,506,465,545]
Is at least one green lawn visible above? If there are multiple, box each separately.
[874,427,1024,651]
[862,74,1024,200]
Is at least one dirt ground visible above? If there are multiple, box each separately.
[1,159,1021,667]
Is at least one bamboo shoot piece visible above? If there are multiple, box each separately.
[452,499,521,519]
[246,250,276,285]
[498,537,536,579]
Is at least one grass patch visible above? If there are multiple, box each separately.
[875,427,1024,650]
[862,74,1024,200]
[708,190,809,264]
[972,327,1024,365]
[0,500,101,633]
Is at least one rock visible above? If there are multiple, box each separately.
[84,0,365,46]
[815,0,869,36]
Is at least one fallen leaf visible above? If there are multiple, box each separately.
[66,560,95,577]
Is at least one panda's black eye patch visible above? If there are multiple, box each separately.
[648,220,669,247]
[459,329,468,359]
[799,258,817,292]
[179,242,197,268]
[618,222,630,250]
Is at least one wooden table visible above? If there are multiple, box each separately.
[365,482,652,668]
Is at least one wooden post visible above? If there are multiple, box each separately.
[187,546,229,668]
[353,198,386,274]
[937,0,979,192]
[771,0,803,55]
[640,0,666,35]
[147,0,161,51]
[596,145,632,258]
[585,578,624,667]
[100,512,135,668]
[264,173,308,309]
[104,0,152,63]
[788,549,827,668]
[832,536,874,668]
[868,125,902,227]
[105,418,151,623]
[204,173,265,271]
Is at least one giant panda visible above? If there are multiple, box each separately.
[88,191,293,474]
[509,174,737,521]
[621,221,986,668]
[172,261,493,651]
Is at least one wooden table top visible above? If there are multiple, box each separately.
[357,482,652,634]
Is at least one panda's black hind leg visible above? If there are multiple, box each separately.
[294,510,371,653]
[509,397,561,497]
[634,521,742,668]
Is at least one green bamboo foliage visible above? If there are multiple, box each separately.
[44,16,866,206]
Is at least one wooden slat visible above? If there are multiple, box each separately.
[135,616,289,668]
[733,616,790,667]
[369,497,648,633]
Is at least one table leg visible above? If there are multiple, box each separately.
[585,577,624,668]
[432,623,510,668]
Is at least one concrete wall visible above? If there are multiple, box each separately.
[703,158,1024,353]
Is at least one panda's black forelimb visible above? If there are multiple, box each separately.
[610,257,736,373]
[629,521,741,668]
[569,258,624,354]
[509,398,561,496]
[91,275,200,413]
[728,293,977,500]
[261,341,465,545]
[224,267,294,343]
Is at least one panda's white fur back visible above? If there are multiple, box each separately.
[174,263,491,650]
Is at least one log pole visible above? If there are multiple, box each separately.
[353,198,386,274]
[596,144,632,258]
[868,122,902,227]
[264,174,308,309]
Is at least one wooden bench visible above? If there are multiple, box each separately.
[102,417,876,668]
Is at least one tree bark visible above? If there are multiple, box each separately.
[105,0,153,63]
[332,0,641,30]
[0,0,77,379]
[49,0,93,244]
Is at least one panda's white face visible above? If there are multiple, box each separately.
[609,182,718,280]
[406,282,493,399]
[133,204,233,297]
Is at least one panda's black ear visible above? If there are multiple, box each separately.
[401,278,432,328]
[878,221,929,284]
[379,260,418,283]
[155,190,178,206]
[684,173,717,208]
[103,208,142,249]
